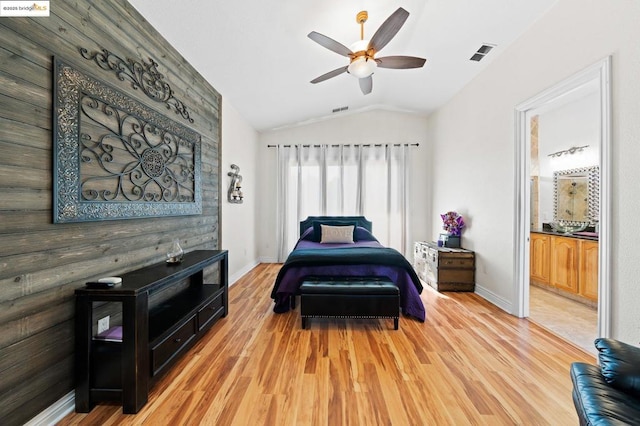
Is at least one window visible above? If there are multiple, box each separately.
[275,144,411,260]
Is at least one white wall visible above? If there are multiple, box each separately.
[257,109,431,262]
[427,0,640,342]
[538,91,600,224]
[221,99,260,284]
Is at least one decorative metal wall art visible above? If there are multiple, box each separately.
[53,57,202,223]
[227,164,243,203]
[80,47,194,123]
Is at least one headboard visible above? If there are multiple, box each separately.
[299,216,372,235]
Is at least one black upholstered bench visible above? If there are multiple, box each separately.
[300,278,400,330]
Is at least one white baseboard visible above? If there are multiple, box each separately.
[229,259,260,286]
[25,391,74,426]
[258,256,278,264]
[474,283,514,314]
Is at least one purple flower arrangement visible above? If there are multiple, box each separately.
[441,211,465,237]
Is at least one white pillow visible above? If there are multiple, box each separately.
[320,224,354,243]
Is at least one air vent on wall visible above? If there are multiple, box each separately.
[470,43,496,62]
[332,106,349,113]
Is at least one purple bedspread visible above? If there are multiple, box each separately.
[271,236,426,322]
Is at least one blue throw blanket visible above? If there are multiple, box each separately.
[270,246,425,321]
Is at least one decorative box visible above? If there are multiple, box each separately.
[438,234,461,248]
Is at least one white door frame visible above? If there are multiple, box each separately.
[513,56,612,338]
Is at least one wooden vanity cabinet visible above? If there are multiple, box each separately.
[550,236,579,293]
[578,240,599,301]
[530,232,598,303]
[530,233,550,286]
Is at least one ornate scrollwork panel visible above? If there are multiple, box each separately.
[80,47,194,123]
[53,57,202,223]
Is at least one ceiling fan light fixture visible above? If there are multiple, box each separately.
[350,39,370,52]
[348,56,377,78]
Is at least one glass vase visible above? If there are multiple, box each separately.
[166,239,184,263]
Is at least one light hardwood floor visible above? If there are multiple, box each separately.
[59,263,595,425]
[529,285,598,355]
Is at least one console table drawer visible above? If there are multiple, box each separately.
[439,257,474,268]
[198,292,224,331]
[151,316,196,375]
[438,269,475,283]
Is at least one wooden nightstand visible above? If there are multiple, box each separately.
[413,242,475,292]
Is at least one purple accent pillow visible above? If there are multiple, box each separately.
[300,227,314,240]
[354,227,378,242]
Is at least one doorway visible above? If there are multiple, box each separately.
[513,57,612,348]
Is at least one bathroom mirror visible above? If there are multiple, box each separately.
[553,166,599,225]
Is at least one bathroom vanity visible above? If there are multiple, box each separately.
[530,230,598,304]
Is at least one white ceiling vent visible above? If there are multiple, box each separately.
[470,44,496,62]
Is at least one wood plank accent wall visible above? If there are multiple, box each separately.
[0,2,221,424]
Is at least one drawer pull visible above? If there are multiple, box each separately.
[174,338,182,343]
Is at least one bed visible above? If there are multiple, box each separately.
[270,216,426,321]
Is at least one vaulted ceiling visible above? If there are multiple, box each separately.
[129,0,558,131]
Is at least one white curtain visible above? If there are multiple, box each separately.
[275,145,291,262]
[275,144,411,261]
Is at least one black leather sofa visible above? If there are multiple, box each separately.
[570,338,640,425]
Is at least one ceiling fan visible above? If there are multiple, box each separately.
[308,7,426,95]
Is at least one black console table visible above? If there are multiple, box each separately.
[74,250,228,414]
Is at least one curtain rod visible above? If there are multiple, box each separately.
[267,143,419,148]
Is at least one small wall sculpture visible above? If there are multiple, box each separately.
[227,164,243,203]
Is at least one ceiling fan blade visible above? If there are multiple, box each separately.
[368,7,410,54]
[359,76,372,95]
[308,31,353,57]
[310,66,349,84]
[376,56,426,69]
